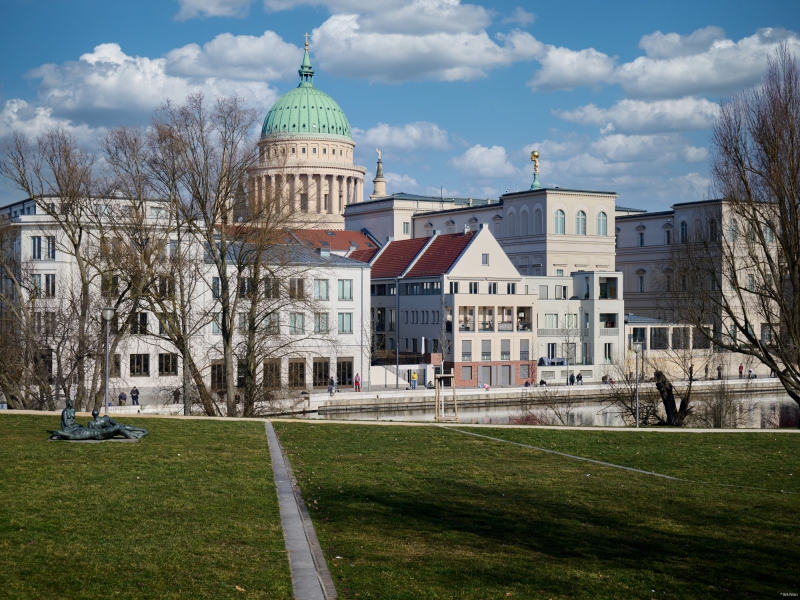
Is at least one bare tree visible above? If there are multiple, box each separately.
[668,45,800,411]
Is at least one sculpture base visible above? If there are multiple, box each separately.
[48,437,141,443]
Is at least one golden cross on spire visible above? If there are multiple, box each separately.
[303,32,310,50]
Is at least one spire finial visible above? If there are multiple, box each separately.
[530,150,541,190]
[299,36,314,85]
[303,32,310,50]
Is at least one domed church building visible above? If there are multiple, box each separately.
[248,39,367,229]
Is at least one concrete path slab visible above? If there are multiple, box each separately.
[265,421,336,600]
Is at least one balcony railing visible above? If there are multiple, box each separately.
[537,328,580,337]
[517,321,532,332]
[498,321,513,331]
[459,320,475,332]
[387,322,395,332]
[599,328,619,336]
[478,321,494,332]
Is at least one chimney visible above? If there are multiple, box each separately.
[318,247,331,258]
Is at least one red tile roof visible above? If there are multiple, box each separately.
[405,231,476,277]
[349,248,379,263]
[290,229,377,252]
[370,237,429,278]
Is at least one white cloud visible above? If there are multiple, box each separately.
[0,99,97,140]
[384,172,419,192]
[448,144,518,178]
[502,7,535,26]
[589,134,707,163]
[555,97,719,134]
[528,46,616,92]
[352,121,450,151]
[615,27,800,98]
[638,26,726,59]
[313,17,541,82]
[27,43,280,127]
[165,31,301,81]
[175,0,253,19]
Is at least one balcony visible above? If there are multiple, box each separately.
[387,322,395,332]
[517,321,532,332]
[498,321,514,331]
[599,327,619,336]
[537,328,580,337]
[478,321,494,332]
[459,320,475,332]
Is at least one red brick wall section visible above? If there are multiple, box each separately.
[444,361,537,388]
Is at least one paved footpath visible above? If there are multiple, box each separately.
[265,421,337,600]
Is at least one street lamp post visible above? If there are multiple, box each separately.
[101,307,116,415]
[633,341,643,428]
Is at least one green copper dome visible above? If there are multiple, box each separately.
[261,46,352,140]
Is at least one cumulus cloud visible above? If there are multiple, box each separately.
[176,0,253,19]
[0,99,97,140]
[616,27,800,98]
[384,172,419,192]
[166,31,301,81]
[352,121,450,151]
[313,18,541,82]
[589,134,707,163]
[27,43,280,127]
[555,97,719,134]
[448,144,518,178]
[529,46,616,92]
[502,7,535,26]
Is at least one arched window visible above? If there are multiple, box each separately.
[576,211,586,235]
[506,213,516,237]
[709,219,718,242]
[597,212,607,236]
[533,209,543,235]
[679,221,688,244]
[520,211,529,236]
[554,210,565,235]
[728,220,738,242]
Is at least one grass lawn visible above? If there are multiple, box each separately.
[0,414,292,600]
[274,422,799,600]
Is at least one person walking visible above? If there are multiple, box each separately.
[328,377,335,396]
[689,364,694,381]
[411,371,418,390]
[354,373,361,392]
[717,365,723,380]
[738,363,744,379]
[569,373,575,386]
[704,364,709,379]
[173,389,181,404]
[576,373,583,385]
[130,386,139,406]
[118,391,127,406]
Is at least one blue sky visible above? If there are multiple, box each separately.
[1,0,799,209]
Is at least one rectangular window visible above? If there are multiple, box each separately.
[545,313,558,329]
[210,363,226,391]
[212,277,220,299]
[110,354,121,378]
[338,312,353,334]
[32,236,42,260]
[314,312,329,334]
[520,364,530,379]
[238,277,253,298]
[520,339,530,361]
[264,312,279,334]
[482,253,489,266]
[488,282,497,294]
[238,312,248,333]
[289,278,305,299]
[461,339,472,362]
[638,276,644,292]
[469,282,478,294]
[158,353,178,376]
[265,278,280,299]
[263,360,280,390]
[290,313,305,334]
[650,328,668,349]
[449,281,459,294]
[666,230,671,245]
[314,279,329,300]
[212,312,221,335]
[288,361,305,388]
[501,339,511,361]
[761,323,772,345]
[313,359,329,387]
[538,285,548,300]
[461,366,473,381]
[747,274,755,291]
[130,354,150,376]
[101,274,119,298]
[45,274,56,298]
[638,232,644,247]
[481,340,491,361]
[403,222,409,234]
[337,358,353,386]
[603,343,613,363]
[300,193,308,212]
[130,312,148,335]
[338,279,353,301]
[556,269,564,277]
[507,283,516,294]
